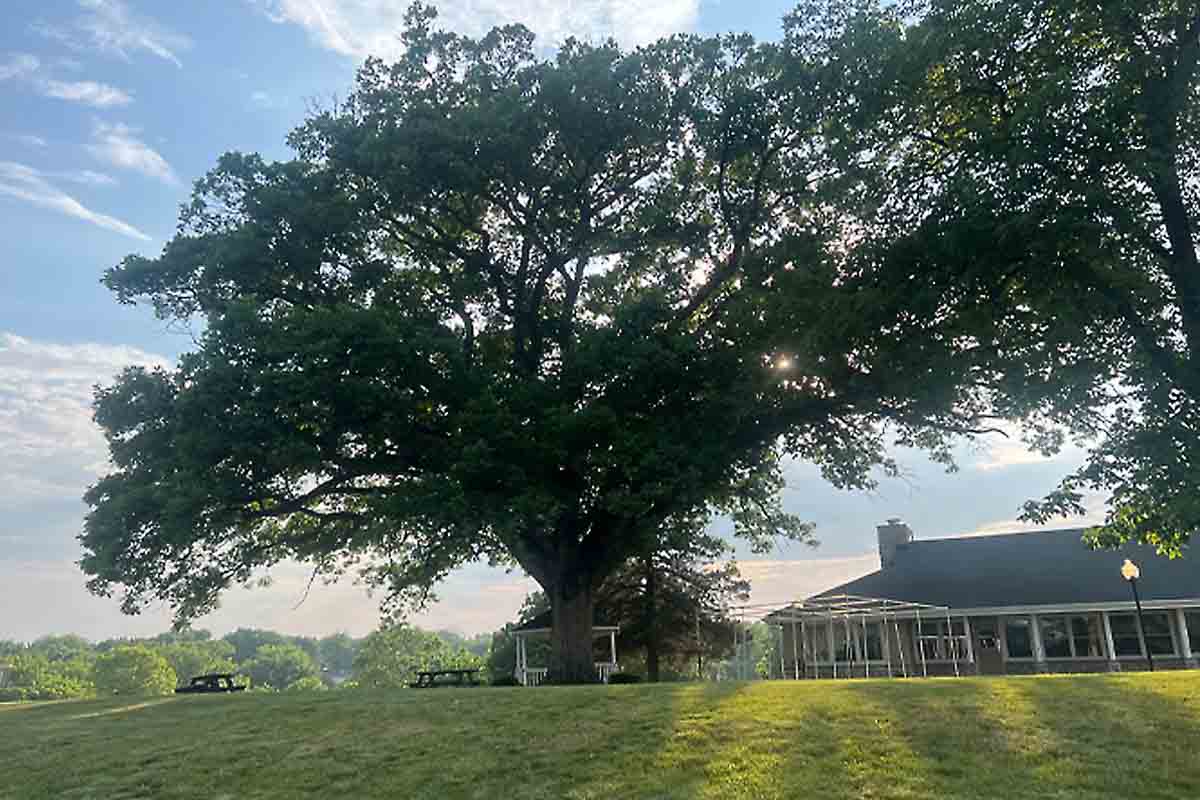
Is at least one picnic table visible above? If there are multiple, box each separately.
[412,668,481,688]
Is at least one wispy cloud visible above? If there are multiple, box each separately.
[0,162,149,240]
[963,494,1108,538]
[0,52,134,107]
[5,133,48,148]
[40,78,132,107]
[967,422,1086,473]
[87,122,178,186]
[54,169,118,186]
[35,0,192,68]
[252,0,699,59]
[0,53,40,81]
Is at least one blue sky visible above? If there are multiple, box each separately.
[0,1,1099,643]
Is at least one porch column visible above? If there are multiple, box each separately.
[609,630,617,665]
[1102,612,1119,672]
[778,626,785,679]
[963,616,976,674]
[792,620,800,680]
[1175,609,1195,666]
[1029,614,1047,672]
[827,613,837,679]
[516,636,526,683]
[882,614,893,677]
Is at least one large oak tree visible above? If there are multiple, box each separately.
[83,6,996,680]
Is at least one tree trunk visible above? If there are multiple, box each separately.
[549,582,596,684]
[644,556,661,683]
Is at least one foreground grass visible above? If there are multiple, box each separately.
[2,672,1199,799]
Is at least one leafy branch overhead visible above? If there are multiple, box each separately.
[833,0,1200,555]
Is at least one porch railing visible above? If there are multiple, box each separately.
[595,662,620,683]
[517,662,620,686]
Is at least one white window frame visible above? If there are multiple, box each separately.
[1002,615,1037,661]
[1107,611,1178,659]
[916,618,970,663]
[1037,613,1108,661]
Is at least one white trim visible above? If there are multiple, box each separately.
[1029,613,1046,663]
[1102,612,1117,662]
[1177,608,1193,659]
[952,599,1200,617]
[512,626,619,637]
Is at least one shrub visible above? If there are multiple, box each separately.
[489,675,520,687]
[94,645,176,696]
[0,654,95,701]
[286,676,327,692]
[607,673,642,684]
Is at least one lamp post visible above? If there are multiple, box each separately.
[1121,559,1154,672]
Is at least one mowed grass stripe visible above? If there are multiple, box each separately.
[2,672,1199,800]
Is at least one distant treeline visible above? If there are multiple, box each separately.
[0,625,492,701]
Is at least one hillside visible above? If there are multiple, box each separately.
[3,673,1199,799]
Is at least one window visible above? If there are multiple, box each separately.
[863,622,883,661]
[917,619,968,661]
[808,625,830,662]
[1187,611,1200,649]
[1039,617,1071,658]
[1141,612,1176,656]
[1005,617,1034,658]
[1109,614,1143,657]
[1069,615,1104,658]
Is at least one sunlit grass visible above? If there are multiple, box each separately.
[2,672,1199,799]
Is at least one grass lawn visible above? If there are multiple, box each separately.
[3,672,1200,799]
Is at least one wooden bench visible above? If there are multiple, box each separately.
[412,669,480,688]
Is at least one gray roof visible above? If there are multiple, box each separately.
[817,528,1200,610]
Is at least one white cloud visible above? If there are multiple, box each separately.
[0,333,169,509]
[967,422,1086,472]
[253,0,699,59]
[249,89,281,110]
[0,161,149,240]
[731,555,881,610]
[5,133,48,148]
[36,0,192,68]
[963,493,1108,537]
[55,169,118,186]
[39,78,132,107]
[0,53,40,81]
[87,122,178,186]
[0,52,135,108]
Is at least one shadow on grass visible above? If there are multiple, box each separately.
[842,673,1200,800]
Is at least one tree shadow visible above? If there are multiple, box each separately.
[841,673,1200,799]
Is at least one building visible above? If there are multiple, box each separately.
[512,610,620,686]
[765,520,1200,677]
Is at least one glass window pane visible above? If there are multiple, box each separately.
[809,626,830,662]
[864,623,883,661]
[1142,612,1176,656]
[1070,615,1104,657]
[1039,616,1071,658]
[1005,618,1033,658]
[1186,611,1200,648]
[1109,614,1142,657]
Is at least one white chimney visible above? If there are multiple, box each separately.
[877,518,914,569]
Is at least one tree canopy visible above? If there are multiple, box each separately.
[83,4,1007,680]
[822,0,1200,555]
[93,645,177,697]
[353,625,480,688]
[243,643,319,690]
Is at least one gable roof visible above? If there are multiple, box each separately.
[817,528,1200,610]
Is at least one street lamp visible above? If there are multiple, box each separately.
[1121,559,1154,672]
